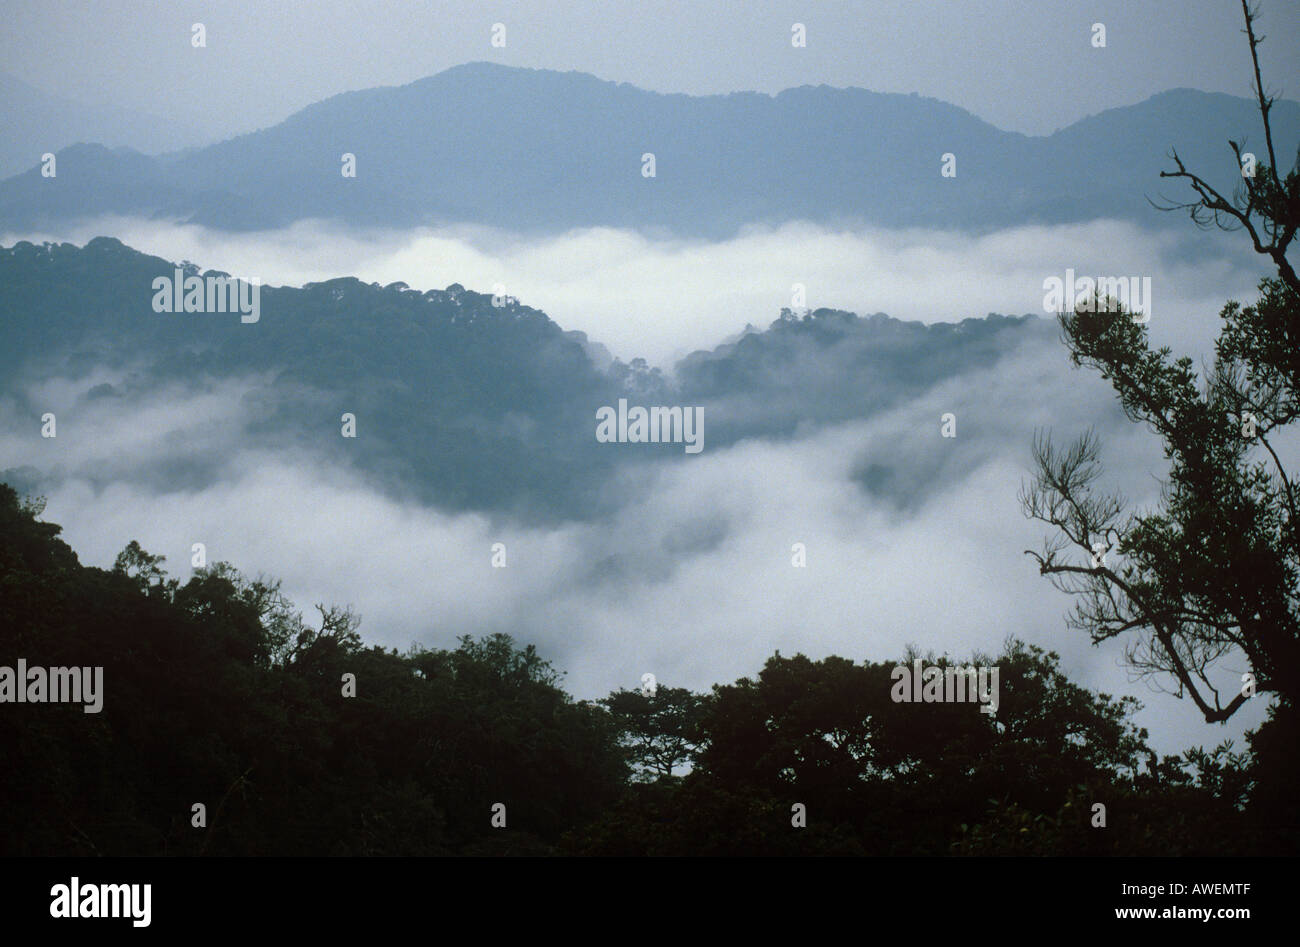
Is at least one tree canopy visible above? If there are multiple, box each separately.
[1,482,1281,855]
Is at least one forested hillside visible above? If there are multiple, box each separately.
[3,482,1292,856]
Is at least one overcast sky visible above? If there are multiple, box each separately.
[2,0,1296,140]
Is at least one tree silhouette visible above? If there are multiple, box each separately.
[1022,0,1299,725]
[601,685,706,780]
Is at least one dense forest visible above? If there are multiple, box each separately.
[0,236,1046,523]
[2,481,1293,856]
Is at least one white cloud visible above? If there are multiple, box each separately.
[16,335,1269,756]
[4,216,1268,366]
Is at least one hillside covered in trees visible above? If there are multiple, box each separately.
[2,481,1293,856]
[0,237,1055,524]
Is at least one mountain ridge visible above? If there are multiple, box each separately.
[2,65,1294,238]
[0,235,1053,517]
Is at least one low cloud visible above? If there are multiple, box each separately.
[3,216,1269,367]
[8,337,1269,756]
[2,217,1276,756]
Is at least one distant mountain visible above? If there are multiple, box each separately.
[1,64,1294,237]
[0,237,1050,517]
[0,72,208,180]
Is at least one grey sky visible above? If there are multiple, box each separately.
[2,0,1296,141]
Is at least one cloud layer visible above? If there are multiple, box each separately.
[4,216,1268,366]
[3,335,1271,756]
[2,216,1283,755]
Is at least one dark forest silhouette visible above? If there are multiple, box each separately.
[1,483,1293,855]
